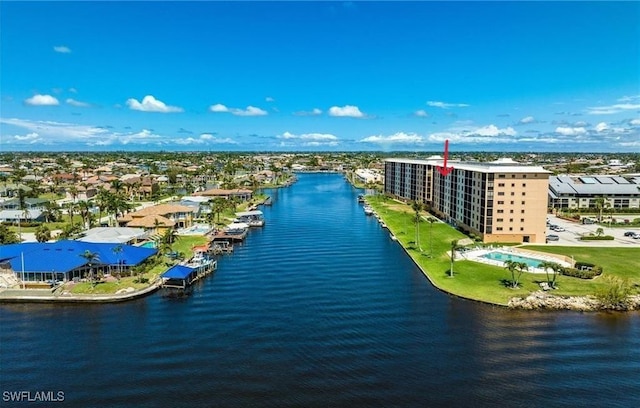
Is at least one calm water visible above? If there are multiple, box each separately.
[1,173,639,407]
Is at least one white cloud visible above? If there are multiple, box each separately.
[126,95,183,113]
[617,95,640,103]
[66,98,90,108]
[209,104,267,116]
[361,132,424,144]
[414,109,430,118]
[328,105,365,118]
[294,108,322,116]
[24,94,59,106]
[173,133,237,145]
[14,132,41,143]
[595,122,608,132]
[426,101,470,109]
[587,103,640,115]
[53,46,71,53]
[232,106,267,116]
[277,131,339,146]
[630,119,640,126]
[519,116,536,124]
[209,104,229,112]
[555,126,587,136]
[471,125,516,137]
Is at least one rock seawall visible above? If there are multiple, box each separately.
[509,291,640,311]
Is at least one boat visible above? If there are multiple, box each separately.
[264,196,272,206]
[380,222,388,229]
[363,205,374,215]
[357,194,365,203]
[390,234,398,241]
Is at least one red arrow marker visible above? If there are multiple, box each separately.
[436,139,454,176]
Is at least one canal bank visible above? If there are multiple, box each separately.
[363,194,640,311]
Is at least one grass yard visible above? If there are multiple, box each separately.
[367,195,640,306]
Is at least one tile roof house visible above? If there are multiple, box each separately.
[117,204,194,232]
[199,188,253,201]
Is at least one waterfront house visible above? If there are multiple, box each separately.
[199,188,253,202]
[0,240,157,283]
[117,204,195,230]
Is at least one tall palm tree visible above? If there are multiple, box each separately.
[16,188,27,241]
[412,200,423,251]
[449,239,458,277]
[504,260,529,288]
[426,216,437,257]
[539,261,562,289]
[80,250,101,287]
[112,245,123,279]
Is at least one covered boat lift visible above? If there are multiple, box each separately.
[235,210,265,227]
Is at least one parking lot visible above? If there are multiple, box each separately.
[545,215,640,247]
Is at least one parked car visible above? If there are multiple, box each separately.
[633,233,640,240]
[624,231,636,237]
[546,234,560,242]
[553,227,565,232]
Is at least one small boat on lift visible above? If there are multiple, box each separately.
[363,205,374,215]
[357,194,365,203]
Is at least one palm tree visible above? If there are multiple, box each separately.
[16,188,27,241]
[595,227,604,237]
[35,225,51,243]
[426,216,437,257]
[112,245,123,280]
[593,196,608,222]
[412,200,423,251]
[539,261,562,289]
[77,200,92,230]
[449,239,458,277]
[505,260,528,288]
[80,250,101,287]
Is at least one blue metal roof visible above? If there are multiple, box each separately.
[0,241,157,273]
[161,265,195,280]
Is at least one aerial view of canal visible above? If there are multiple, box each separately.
[1,172,639,407]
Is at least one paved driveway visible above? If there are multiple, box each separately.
[545,215,640,247]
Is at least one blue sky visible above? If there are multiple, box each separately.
[1,1,639,152]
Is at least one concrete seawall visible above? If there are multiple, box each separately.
[0,281,161,304]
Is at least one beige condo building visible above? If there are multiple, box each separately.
[384,157,551,244]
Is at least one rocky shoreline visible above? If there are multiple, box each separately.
[508,291,640,312]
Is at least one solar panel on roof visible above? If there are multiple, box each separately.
[613,176,630,184]
[595,177,614,184]
[580,177,596,184]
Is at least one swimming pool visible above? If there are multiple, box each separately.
[141,241,157,249]
[481,251,545,268]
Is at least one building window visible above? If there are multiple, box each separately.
[509,218,513,222]
[497,227,503,231]
[512,175,516,178]
[497,209,504,213]
[520,227,524,231]
[511,192,515,196]
[497,218,504,222]
[522,183,526,187]
[510,209,514,213]
[498,183,505,187]
[498,192,505,196]
[497,201,504,205]
[498,174,505,179]
[509,227,513,231]
[510,201,514,205]
[521,209,525,214]
[522,192,526,196]
[511,183,515,187]
[521,201,525,205]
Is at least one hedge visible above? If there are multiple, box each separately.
[562,265,603,279]
[579,235,615,241]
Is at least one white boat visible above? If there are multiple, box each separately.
[363,205,374,215]
[390,234,398,241]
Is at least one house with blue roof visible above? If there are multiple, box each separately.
[0,241,157,283]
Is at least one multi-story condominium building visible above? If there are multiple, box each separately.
[548,175,640,210]
[385,158,551,244]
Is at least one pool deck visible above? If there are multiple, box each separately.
[461,247,572,273]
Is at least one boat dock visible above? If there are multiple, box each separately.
[160,255,217,290]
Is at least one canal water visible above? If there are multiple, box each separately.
[1,173,639,407]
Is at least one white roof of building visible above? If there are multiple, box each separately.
[385,158,550,174]
[76,227,147,244]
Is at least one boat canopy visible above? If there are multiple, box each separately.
[235,210,263,217]
[162,265,196,279]
[226,222,249,229]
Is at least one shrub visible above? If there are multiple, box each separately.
[579,235,614,241]
[595,276,634,309]
[561,265,603,279]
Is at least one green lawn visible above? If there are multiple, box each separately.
[367,195,640,305]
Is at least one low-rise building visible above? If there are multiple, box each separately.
[548,175,640,210]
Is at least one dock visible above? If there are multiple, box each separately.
[160,256,217,290]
